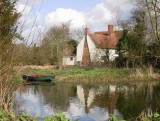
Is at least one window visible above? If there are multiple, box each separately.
[70,57,73,61]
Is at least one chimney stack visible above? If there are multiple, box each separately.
[85,28,90,36]
[108,25,114,36]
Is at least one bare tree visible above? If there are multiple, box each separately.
[134,0,160,43]
[71,27,85,41]
[41,22,71,67]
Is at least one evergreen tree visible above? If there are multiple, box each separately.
[0,0,21,43]
[0,0,22,76]
[67,39,78,47]
[0,0,23,112]
[117,9,147,67]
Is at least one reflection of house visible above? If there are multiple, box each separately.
[76,25,123,65]
[62,45,77,65]
[77,85,108,113]
[77,85,120,114]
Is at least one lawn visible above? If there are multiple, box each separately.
[21,67,160,83]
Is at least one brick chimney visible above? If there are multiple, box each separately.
[85,28,90,36]
[81,28,91,65]
[108,25,114,36]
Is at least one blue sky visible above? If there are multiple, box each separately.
[18,0,134,44]
[42,0,102,13]
[37,0,103,24]
[18,0,134,29]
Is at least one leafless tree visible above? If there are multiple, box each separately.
[41,22,71,67]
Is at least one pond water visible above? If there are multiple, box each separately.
[15,82,160,121]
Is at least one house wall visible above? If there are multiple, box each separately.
[63,56,76,65]
[87,36,118,62]
[87,36,106,62]
[76,37,85,62]
[86,35,97,62]
[76,35,118,63]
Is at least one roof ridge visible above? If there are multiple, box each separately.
[88,31,123,49]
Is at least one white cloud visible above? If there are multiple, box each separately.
[44,0,134,33]
[16,2,43,46]
[19,0,42,5]
[103,0,134,19]
[44,4,113,32]
[86,3,113,31]
[44,8,86,29]
[21,25,45,46]
[17,0,134,43]
[17,3,34,29]
[17,3,31,15]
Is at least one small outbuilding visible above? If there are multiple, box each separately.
[62,45,77,66]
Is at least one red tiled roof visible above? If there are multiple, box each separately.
[89,31,123,49]
[94,31,123,39]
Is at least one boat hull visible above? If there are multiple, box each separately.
[22,74,55,83]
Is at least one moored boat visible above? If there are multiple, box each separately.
[22,74,55,83]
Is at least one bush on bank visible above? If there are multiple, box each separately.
[1,110,160,121]
[109,113,160,121]
[0,111,69,121]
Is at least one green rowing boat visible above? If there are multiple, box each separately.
[22,74,55,82]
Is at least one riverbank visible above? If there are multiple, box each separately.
[19,66,160,83]
[1,110,159,121]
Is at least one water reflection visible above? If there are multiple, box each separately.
[15,82,160,121]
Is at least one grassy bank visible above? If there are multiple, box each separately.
[20,66,160,83]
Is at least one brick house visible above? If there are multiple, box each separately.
[76,25,123,65]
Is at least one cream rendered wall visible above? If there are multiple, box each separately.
[76,35,118,63]
[76,37,85,62]
[87,36,106,62]
[86,35,96,62]
[62,56,76,65]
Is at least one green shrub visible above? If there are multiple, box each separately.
[109,113,160,121]
[109,115,125,121]
[0,111,69,121]
[44,113,69,121]
[144,113,160,121]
